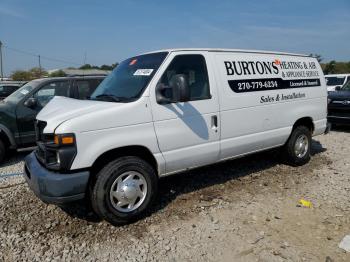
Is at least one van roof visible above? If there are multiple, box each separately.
[143,48,309,57]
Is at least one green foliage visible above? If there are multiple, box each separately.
[49,70,67,77]
[321,61,350,75]
[11,67,47,81]
[29,67,47,78]
[100,64,115,70]
[79,63,117,70]
[11,70,33,81]
[79,64,99,70]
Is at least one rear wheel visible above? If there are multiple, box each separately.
[0,139,6,164]
[91,156,158,225]
[282,125,311,166]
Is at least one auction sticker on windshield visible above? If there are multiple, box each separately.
[20,89,30,95]
[133,69,154,76]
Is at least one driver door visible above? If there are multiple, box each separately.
[150,52,220,174]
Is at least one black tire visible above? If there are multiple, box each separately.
[90,156,158,225]
[0,139,6,164]
[282,125,311,166]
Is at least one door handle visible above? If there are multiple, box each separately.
[211,115,218,132]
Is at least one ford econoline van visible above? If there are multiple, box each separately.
[24,49,329,225]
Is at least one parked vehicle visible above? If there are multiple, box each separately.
[328,80,350,125]
[24,48,329,225]
[0,76,105,162]
[325,74,350,91]
[0,83,23,100]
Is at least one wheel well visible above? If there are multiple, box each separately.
[293,117,314,133]
[90,145,158,178]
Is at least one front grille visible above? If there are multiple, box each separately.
[35,120,47,142]
[34,120,58,167]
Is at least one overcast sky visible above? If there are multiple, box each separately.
[0,0,349,76]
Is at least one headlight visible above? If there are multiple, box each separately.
[328,98,331,104]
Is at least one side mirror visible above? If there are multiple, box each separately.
[156,74,190,104]
[156,83,173,104]
[24,97,37,108]
[335,86,341,91]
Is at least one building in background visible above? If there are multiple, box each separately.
[48,68,111,76]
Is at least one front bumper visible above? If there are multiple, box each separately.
[24,152,90,204]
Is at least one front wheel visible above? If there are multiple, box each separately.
[282,125,311,166]
[90,156,158,225]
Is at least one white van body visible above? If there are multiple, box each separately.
[325,74,350,91]
[38,48,327,175]
[25,48,328,224]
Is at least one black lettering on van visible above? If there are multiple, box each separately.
[256,62,264,74]
[224,61,234,75]
[224,60,280,76]
[241,61,251,75]
[263,62,272,74]
[248,61,256,74]
[272,62,279,74]
[233,62,243,75]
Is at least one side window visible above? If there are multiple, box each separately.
[76,79,102,100]
[34,81,70,108]
[158,55,210,101]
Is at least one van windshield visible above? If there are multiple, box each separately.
[326,76,346,86]
[91,52,168,102]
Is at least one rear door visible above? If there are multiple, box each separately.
[73,78,104,100]
[16,80,71,145]
[150,52,220,174]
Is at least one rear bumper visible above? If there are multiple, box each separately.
[24,152,90,204]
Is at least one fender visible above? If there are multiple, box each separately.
[0,124,17,148]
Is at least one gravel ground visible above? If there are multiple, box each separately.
[1,128,350,261]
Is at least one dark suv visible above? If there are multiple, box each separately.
[0,83,23,100]
[0,76,105,162]
[328,80,350,125]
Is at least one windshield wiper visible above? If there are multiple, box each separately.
[94,94,128,102]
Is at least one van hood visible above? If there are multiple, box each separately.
[37,96,121,133]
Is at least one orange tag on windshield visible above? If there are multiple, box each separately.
[129,59,137,66]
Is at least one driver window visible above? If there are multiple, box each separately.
[34,81,70,108]
[158,55,211,101]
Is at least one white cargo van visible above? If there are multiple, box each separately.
[25,48,329,225]
[325,74,350,91]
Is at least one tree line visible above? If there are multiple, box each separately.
[320,61,350,75]
[11,63,118,81]
[9,57,350,81]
